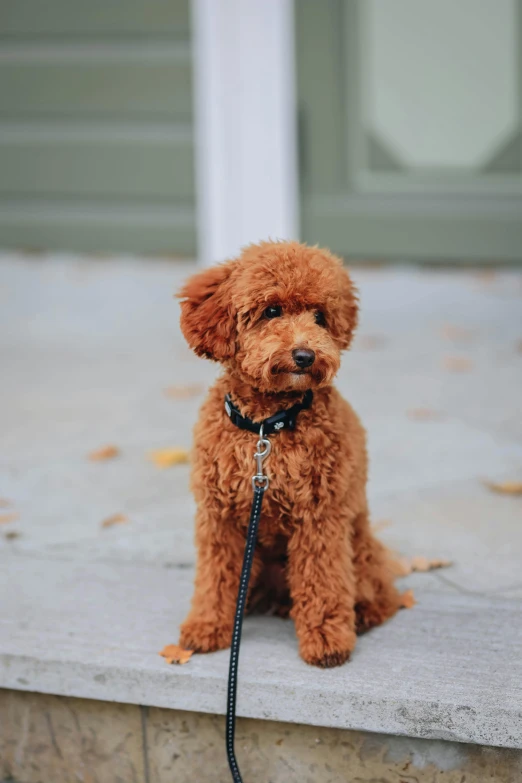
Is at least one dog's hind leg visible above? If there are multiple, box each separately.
[247,558,292,617]
[352,509,403,634]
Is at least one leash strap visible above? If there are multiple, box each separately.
[226,428,271,783]
[226,483,266,783]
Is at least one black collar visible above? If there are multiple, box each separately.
[224,389,313,436]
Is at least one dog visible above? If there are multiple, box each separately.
[177,240,402,667]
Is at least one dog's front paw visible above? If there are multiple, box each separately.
[298,624,356,668]
[179,618,233,653]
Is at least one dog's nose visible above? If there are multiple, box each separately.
[292,348,315,369]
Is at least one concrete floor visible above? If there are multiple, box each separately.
[0,253,521,765]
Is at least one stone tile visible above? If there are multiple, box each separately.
[365,414,522,498]
[0,455,196,566]
[0,689,144,783]
[145,706,522,783]
[1,691,520,783]
[371,476,522,594]
[493,585,522,600]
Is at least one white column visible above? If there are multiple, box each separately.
[191,0,300,265]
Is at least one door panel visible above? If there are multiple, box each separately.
[296,0,522,262]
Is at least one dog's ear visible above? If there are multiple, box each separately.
[177,261,237,360]
[335,267,359,350]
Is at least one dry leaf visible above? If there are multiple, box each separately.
[4,531,21,540]
[0,498,12,508]
[400,589,416,609]
[390,554,451,576]
[101,513,128,528]
[371,519,392,534]
[482,479,522,496]
[0,513,19,525]
[164,383,205,400]
[358,334,387,351]
[410,556,452,572]
[443,356,473,372]
[89,445,119,461]
[440,324,475,342]
[474,269,496,285]
[390,556,414,578]
[407,408,442,421]
[149,448,190,468]
[159,644,193,665]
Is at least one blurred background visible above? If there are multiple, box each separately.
[0,0,521,263]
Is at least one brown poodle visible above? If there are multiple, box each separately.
[178,241,402,667]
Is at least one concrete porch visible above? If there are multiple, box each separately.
[0,253,521,782]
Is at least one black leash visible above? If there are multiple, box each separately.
[224,391,312,782]
[226,482,266,782]
[226,427,270,783]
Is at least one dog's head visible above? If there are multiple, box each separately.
[178,241,358,392]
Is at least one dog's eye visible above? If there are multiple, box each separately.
[314,311,327,327]
[264,305,282,319]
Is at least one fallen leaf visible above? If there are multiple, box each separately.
[406,556,431,573]
[474,269,496,285]
[4,531,21,540]
[0,498,12,508]
[101,513,128,528]
[0,513,19,525]
[159,644,193,665]
[164,383,205,400]
[389,554,452,576]
[440,324,475,342]
[149,448,190,468]
[482,480,522,496]
[358,334,387,351]
[371,519,392,534]
[400,589,416,609]
[443,356,473,372]
[390,556,414,578]
[410,556,452,572]
[407,408,442,421]
[89,445,119,461]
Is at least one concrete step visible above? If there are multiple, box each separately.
[1,555,521,782]
[1,554,521,748]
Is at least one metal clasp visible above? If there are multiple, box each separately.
[252,424,271,490]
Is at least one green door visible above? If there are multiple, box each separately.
[296,0,522,262]
[0,0,195,255]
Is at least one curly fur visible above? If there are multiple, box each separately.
[177,241,402,667]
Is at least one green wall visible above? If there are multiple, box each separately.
[2,0,520,262]
[0,0,196,255]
